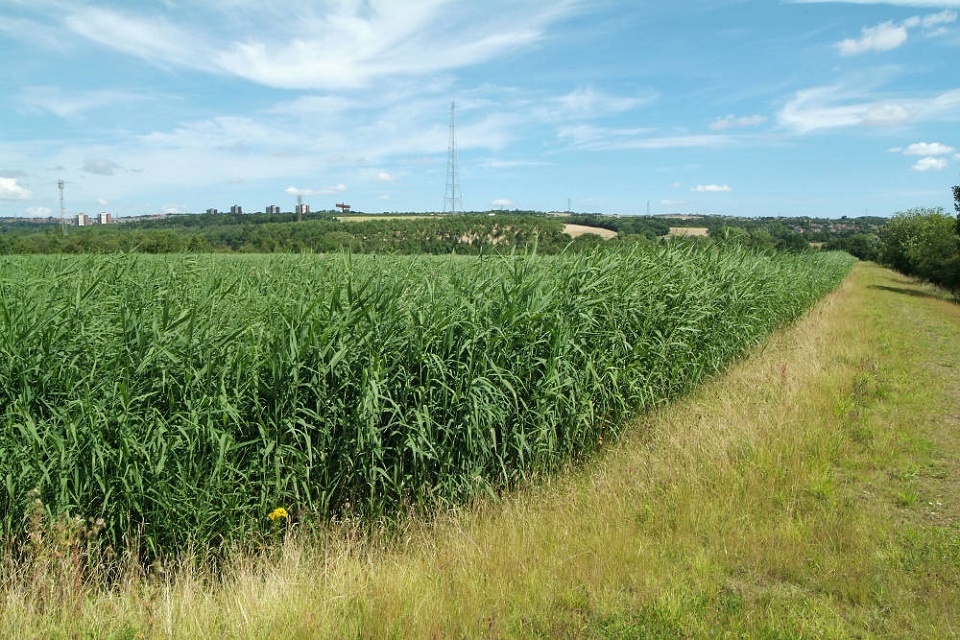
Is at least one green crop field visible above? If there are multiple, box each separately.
[0,245,855,559]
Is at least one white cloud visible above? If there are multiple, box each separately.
[779,84,960,133]
[660,199,687,206]
[835,10,957,55]
[25,207,52,217]
[285,184,347,196]
[97,197,108,206]
[376,171,397,182]
[0,177,32,200]
[692,184,732,193]
[492,198,513,207]
[912,156,949,170]
[163,205,185,214]
[710,114,767,130]
[837,21,908,55]
[902,141,956,156]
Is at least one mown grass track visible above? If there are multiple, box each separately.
[0,245,854,557]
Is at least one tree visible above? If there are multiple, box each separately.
[953,185,960,235]
[879,207,960,291]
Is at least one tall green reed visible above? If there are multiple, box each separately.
[0,246,855,558]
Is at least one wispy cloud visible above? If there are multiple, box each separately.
[779,84,960,133]
[905,9,958,28]
[794,1,960,7]
[18,86,152,119]
[692,184,732,193]
[66,7,213,72]
[837,21,908,54]
[835,9,956,55]
[534,87,656,121]
[63,1,582,90]
[558,125,733,150]
[710,114,768,130]
[479,159,552,169]
[285,184,347,197]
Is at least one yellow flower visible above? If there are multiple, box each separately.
[268,507,289,521]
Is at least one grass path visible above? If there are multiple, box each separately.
[4,262,960,637]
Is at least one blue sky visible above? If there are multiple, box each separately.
[1,0,959,218]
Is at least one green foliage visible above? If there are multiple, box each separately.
[953,185,959,234]
[710,225,809,254]
[879,207,960,291]
[824,233,882,261]
[0,215,570,255]
[0,247,855,560]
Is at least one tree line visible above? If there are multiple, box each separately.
[862,187,960,293]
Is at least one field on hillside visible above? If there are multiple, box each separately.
[0,246,854,560]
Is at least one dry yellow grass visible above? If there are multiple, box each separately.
[4,262,959,638]
[561,223,617,239]
[667,226,710,237]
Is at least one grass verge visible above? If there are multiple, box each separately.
[2,262,959,638]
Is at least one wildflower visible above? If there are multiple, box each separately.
[268,507,289,521]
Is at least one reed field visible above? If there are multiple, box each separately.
[0,245,855,561]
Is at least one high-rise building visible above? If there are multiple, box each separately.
[75,213,89,226]
[230,205,243,214]
[266,205,281,214]
[206,208,219,214]
[295,203,310,215]
[97,212,112,224]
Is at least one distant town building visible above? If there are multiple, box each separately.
[75,214,89,226]
[97,212,112,224]
[230,205,242,214]
[266,205,281,214]
[206,208,219,214]
[295,203,310,215]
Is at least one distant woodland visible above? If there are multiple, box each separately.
[0,211,887,256]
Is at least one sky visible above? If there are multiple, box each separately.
[1,0,959,219]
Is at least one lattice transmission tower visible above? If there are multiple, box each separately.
[443,101,462,214]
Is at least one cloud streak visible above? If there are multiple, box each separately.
[63,1,582,90]
[779,84,960,133]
